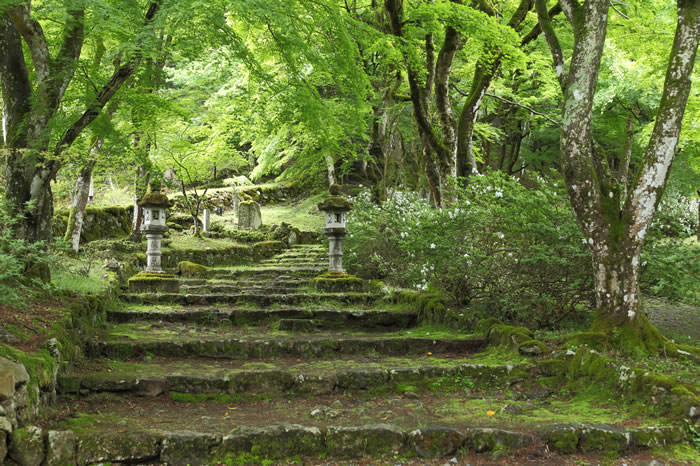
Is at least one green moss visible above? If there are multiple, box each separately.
[591,312,671,357]
[317,196,353,212]
[487,325,533,349]
[565,332,611,349]
[252,241,285,260]
[311,272,365,292]
[176,261,210,278]
[475,318,502,334]
[128,272,179,293]
[138,191,169,206]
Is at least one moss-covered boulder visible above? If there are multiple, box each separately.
[467,428,533,453]
[128,272,179,293]
[579,424,629,453]
[45,430,76,466]
[252,241,285,260]
[408,427,466,458]
[161,431,221,465]
[76,431,161,464]
[386,290,448,324]
[53,205,133,243]
[539,424,581,454]
[325,424,405,458]
[9,426,44,466]
[311,272,365,292]
[211,424,324,460]
[177,261,210,278]
[518,339,548,355]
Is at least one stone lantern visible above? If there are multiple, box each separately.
[317,186,353,273]
[139,189,169,273]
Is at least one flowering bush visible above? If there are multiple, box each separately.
[345,172,594,327]
[649,190,698,238]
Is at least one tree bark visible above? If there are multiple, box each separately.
[538,0,700,353]
[64,143,100,252]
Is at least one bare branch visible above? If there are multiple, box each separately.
[609,0,629,20]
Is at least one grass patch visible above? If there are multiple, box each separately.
[259,193,326,231]
[51,265,108,294]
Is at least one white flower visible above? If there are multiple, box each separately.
[495,190,503,198]
[430,243,436,249]
[496,232,504,239]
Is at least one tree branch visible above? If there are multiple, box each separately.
[484,92,561,125]
[51,5,85,105]
[0,15,31,147]
[626,0,700,241]
[535,0,568,91]
[54,1,162,159]
[521,3,562,46]
[609,0,629,20]
[6,5,51,83]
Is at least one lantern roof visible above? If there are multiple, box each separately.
[318,195,353,212]
[138,190,169,207]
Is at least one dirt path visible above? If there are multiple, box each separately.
[645,296,700,344]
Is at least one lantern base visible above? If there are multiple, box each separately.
[128,272,180,293]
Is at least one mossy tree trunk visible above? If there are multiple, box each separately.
[537,0,700,353]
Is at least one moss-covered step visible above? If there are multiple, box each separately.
[260,257,327,265]
[179,284,306,294]
[58,357,532,397]
[119,291,382,306]
[36,391,688,465]
[90,324,485,360]
[211,266,326,279]
[107,307,417,330]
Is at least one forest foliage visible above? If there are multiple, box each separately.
[0,0,699,335]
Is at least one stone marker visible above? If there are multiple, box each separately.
[238,201,262,230]
[203,209,211,232]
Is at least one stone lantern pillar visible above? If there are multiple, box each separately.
[317,186,353,273]
[139,189,170,273]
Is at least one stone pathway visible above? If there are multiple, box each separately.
[11,244,694,465]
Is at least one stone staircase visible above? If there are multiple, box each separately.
[16,244,691,465]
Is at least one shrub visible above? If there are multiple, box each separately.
[345,172,594,327]
[641,238,700,305]
[0,200,51,305]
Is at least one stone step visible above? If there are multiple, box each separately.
[180,284,306,294]
[212,266,325,279]
[107,307,417,330]
[58,356,531,397]
[90,324,486,360]
[261,257,327,264]
[34,395,687,464]
[272,252,327,259]
[120,291,381,306]
[290,244,324,250]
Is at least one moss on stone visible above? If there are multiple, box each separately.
[475,318,502,335]
[317,196,353,212]
[252,241,285,260]
[128,272,179,293]
[138,191,169,206]
[311,272,365,292]
[176,261,210,278]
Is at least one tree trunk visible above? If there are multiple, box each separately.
[64,157,98,252]
[537,0,700,354]
[130,167,150,242]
